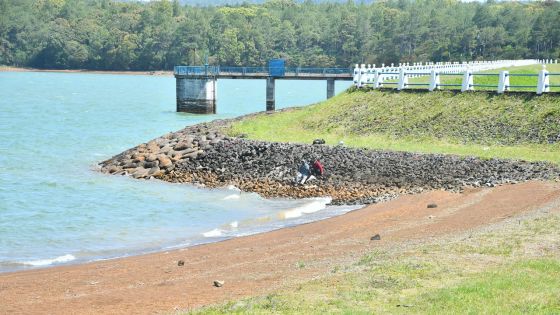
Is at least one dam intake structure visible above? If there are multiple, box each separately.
[174,60,353,114]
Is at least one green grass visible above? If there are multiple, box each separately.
[397,64,560,92]
[190,213,560,314]
[228,75,560,164]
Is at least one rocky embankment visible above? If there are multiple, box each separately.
[99,120,560,205]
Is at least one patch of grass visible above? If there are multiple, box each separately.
[228,70,560,163]
[189,213,560,314]
[413,259,560,314]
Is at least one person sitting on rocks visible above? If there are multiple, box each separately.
[295,159,310,185]
[311,159,324,178]
[305,158,324,184]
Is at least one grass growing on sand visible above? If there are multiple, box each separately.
[227,69,560,164]
[191,211,560,314]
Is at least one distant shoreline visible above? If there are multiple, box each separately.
[0,66,173,76]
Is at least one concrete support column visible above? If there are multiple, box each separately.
[327,78,335,99]
[266,77,275,111]
[537,66,550,95]
[176,76,216,114]
[497,71,509,94]
[429,69,440,91]
[461,70,474,92]
[397,67,408,90]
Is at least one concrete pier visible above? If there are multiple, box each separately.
[327,78,335,99]
[176,77,216,114]
[174,65,353,113]
[266,77,275,111]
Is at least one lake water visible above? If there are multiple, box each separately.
[0,71,353,272]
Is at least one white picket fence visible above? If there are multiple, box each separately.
[353,59,559,94]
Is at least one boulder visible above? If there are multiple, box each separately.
[174,141,193,151]
[146,154,158,162]
[132,168,149,179]
[143,161,158,169]
[313,139,325,145]
[148,166,162,176]
[158,155,173,169]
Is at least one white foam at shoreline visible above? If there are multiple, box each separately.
[226,185,241,191]
[223,194,240,200]
[202,228,224,237]
[21,254,76,266]
[279,197,332,219]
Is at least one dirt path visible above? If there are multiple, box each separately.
[1,181,559,315]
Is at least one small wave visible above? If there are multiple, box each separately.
[202,228,224,238]
[223,194,240,200]
[226,185,241,191]
[230,221,239,228]
[21,254,76,267]
[279,197,332,219]
[163,241,192,250]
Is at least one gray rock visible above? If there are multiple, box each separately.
[174,141,192,151]
[145,154,158,162]
[132,168,149,179]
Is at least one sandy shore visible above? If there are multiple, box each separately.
[1,180,559,314]
[0,66,173,76]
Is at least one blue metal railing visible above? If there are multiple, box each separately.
[174,66,353,77]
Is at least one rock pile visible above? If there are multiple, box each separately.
[99,120,560,205]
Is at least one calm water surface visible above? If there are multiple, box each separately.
[0,71,352,272]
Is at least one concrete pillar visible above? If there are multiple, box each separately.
[266,77,275,111]
[353,64,360,86]
[497,71,509,94]
[176,76,216,114]
[537,66,550,95]
[327,78,335,99]
[429,69,440,91]
[461,70,474,92]
[374,69,382,88]
[397,67,408,90]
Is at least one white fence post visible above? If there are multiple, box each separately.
[374,69,383,88]
[353,64,360,87]
[498,71,509,94]
[429,69,440,91]
[365,65,372,85]
[537,65,550,95]
[397,67,407,90]
[359,64,367,87]
[461,69,473,92]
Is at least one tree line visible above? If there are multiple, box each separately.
[1,0,559,71]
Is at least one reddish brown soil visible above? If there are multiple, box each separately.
[1,181,559,315]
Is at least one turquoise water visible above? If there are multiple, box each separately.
[0,71,352,272]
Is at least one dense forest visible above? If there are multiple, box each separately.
[1,0,559,70]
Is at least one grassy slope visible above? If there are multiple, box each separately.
[193,212,560,314]
[228,76,560,164]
